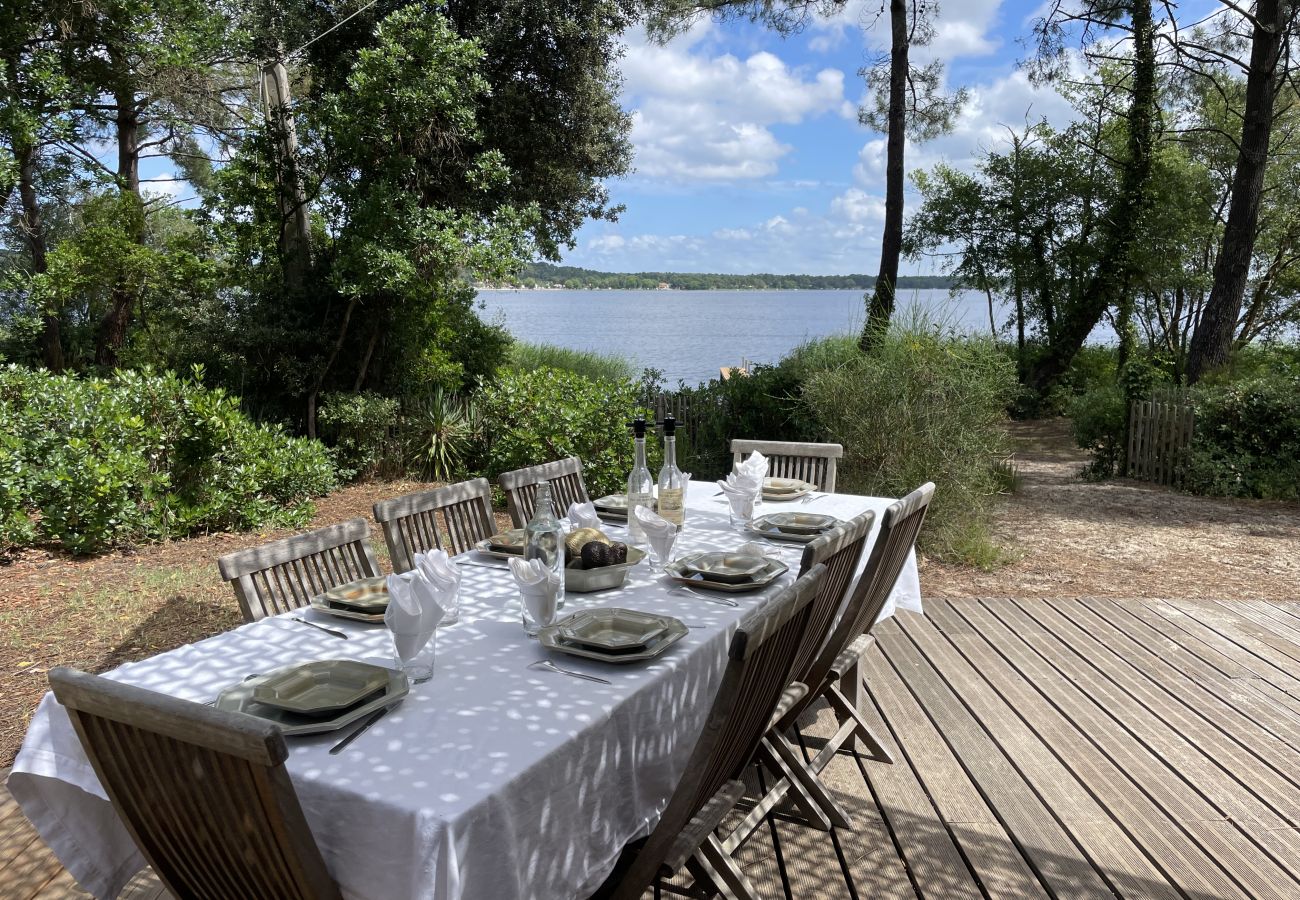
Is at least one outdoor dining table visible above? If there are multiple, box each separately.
[9,483,922,900]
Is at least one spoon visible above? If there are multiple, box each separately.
[529,659,612,685]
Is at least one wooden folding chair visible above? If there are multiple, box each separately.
[373,478,496,573]
[217,518,381,622]
[725,512,876,847]
[497,457,591,527]
[590,565,828,900]
[49,667,342,900]
[730,440,844,493]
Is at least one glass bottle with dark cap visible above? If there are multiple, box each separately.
[626,416,654,545]
[656,416,687,527]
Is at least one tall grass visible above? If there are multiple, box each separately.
[506,341,634,383]
[802,318,1018,565]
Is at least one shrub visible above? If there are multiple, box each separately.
[480,367,647,497]
[1184,373,1300,500]
[318,392,401,479]
[399,388,484,481]
[506,342,635,383]
[803,327,1018,561]
[1068,383,1127,479]
[0,365,338,554]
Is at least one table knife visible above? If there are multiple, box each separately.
[329,706,390,755]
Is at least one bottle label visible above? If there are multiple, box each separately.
[658,488,684,525]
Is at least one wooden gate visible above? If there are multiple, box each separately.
[1126,389,1195,487]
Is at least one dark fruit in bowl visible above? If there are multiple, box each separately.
[608,542,628,564]
[581,541,612,568]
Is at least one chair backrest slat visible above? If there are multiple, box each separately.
[373,478,496,572]
[217,518,380,622]
[497,457,591,528]
[49,667,342,900]
[790,511,875,688]
[803,483,934,698]
[731,440,843,493]
[608,566,827,899]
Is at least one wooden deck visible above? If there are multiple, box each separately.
[6,596,1300,899]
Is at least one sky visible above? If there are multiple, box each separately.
[563,0,1081,276]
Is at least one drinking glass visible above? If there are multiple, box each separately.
[391,629,435,683]
[520,585,559,636]
[647,529,678,572]
[725,492,756,532]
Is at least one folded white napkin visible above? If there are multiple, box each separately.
[386,569,446,661]
[568,501,601,530]
[413,549,461,625]
[717,474,758,518]
[509,557,560,627]
[633,505,678,563]
[738,450,769,481]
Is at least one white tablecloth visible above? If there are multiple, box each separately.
[9,485,920,900]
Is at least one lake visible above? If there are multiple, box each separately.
[476,288,1003,385]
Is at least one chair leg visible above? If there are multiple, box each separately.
[691,834,761,900]
[826,678,893,764]
[767,731,855,829]
[756,738,832,832]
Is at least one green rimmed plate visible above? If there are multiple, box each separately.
[557,608,670,652]
[539,614,688,663]
[665,552,789,592]
[213,661,408,735]
[323,576,389,612]
[252,659,389,715]
[678,552,768,584]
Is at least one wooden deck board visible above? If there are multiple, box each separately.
[7,596,1300,899]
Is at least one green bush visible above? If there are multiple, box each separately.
[803,327,1018,562]
[506,342,635,383]
[0,365,338,554]
[1185,373,1300,500]
[480,367,647,497]
[318,392,401,479]
[1068,383,1128,479]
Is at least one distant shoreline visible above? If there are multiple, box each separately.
[475,285,954,292]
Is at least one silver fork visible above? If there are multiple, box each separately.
[529,659,612,685]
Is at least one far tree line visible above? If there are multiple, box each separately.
[503,263,953,291]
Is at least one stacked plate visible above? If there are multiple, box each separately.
[310,575,390,623]
[213,659,409,735]
[539,609,687,663]
[747,512,842,544]
[763,477,817,501]
[665,551,789,592]
[472,529,528,560]
[590,494,656,521]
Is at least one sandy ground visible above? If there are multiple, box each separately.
[2,421,1297,765]
[924,418,1300,600]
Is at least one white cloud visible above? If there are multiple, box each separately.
[620,25,848,181]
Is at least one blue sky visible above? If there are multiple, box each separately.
[565,0,1074,276]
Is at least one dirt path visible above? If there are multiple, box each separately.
[923,418,1300,600]
[2,424,1297,766]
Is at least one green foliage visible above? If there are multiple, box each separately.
[318,392,400,479]
[506,342,635,383]
[803,327,1018,562]
[480,368,645,498]
[400,389,484,482]
[1184,373,1300,500]
[1068,383,1128,479]
[0,365,337,554]
[509,262,953,291]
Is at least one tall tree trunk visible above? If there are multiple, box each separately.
[95,79,141,369]
[1186,0,1291,383]
[16,136,62,371]
[859,0,908,352]
[262,56,312,296]
[1027,0,1157,393]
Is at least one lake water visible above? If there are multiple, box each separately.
[477,288,1027,385]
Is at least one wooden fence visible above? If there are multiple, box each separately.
[1126,388,1195,487]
